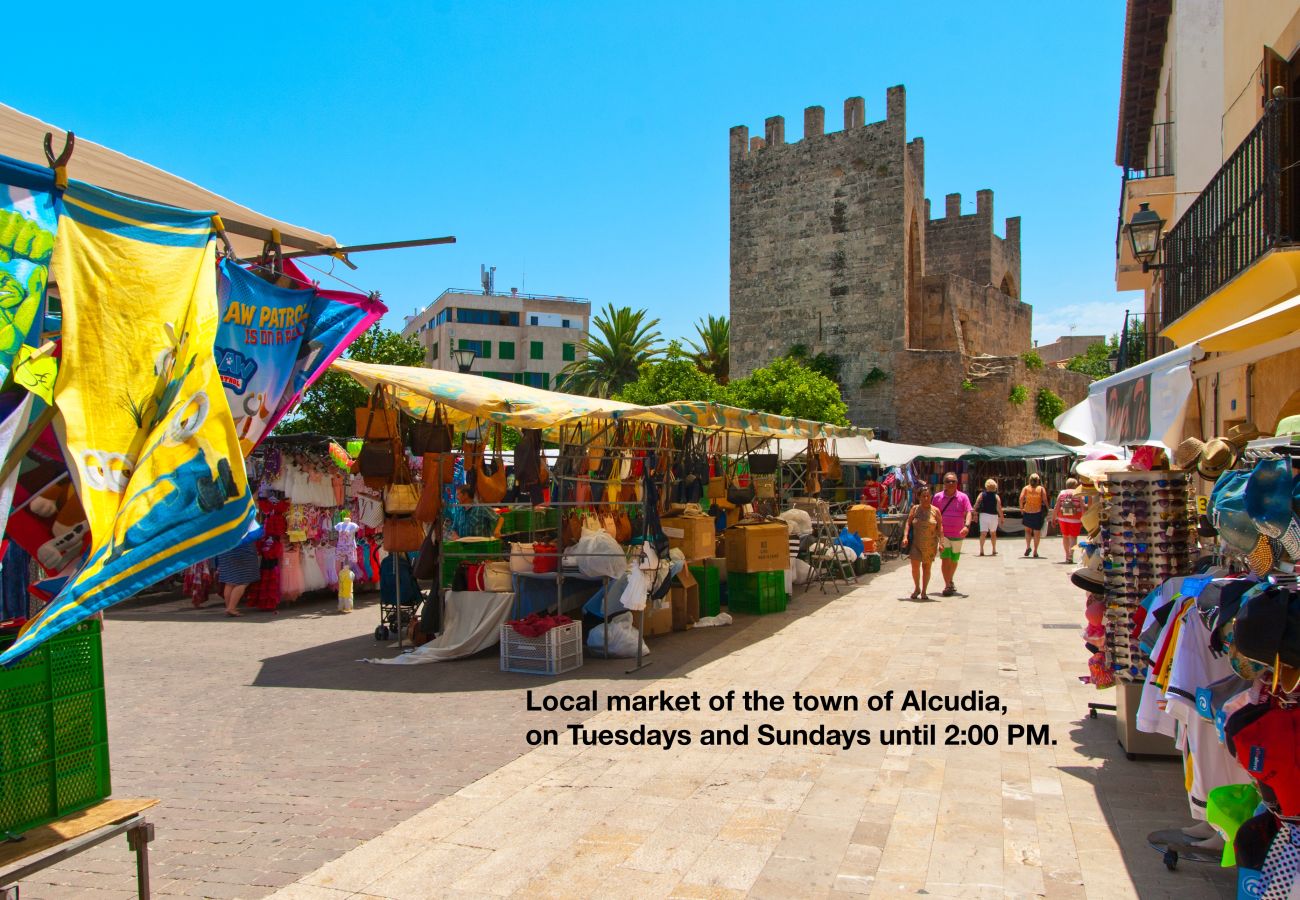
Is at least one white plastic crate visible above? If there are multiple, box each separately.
[499,621,583,675]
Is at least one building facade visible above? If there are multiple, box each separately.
[1036,335,1106,367]
[402,288,590,391]
[1115,0,1300,442]
[729,86,1085,442]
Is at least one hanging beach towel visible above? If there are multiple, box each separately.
[0,155,57,385]
[2,182,257,664]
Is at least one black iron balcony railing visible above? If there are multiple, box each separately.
[1115,122,1175,256]
[1114,310,1173,374]
[1159,100,1298,327]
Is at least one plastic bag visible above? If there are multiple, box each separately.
[573,529,629,580]
[779,509,813,537]
[693,612,733,628]
[588,612,649,658]
[835,527,865,556]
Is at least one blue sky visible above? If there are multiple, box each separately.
[8,1,1137,347]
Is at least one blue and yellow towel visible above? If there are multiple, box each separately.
[1,182,256,664]
[0,156,57,383]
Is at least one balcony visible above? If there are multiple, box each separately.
[1159,100,1300,332]
[1115,122,1175,292]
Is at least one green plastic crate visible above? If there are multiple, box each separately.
[689,565,721,618]
[863,553,881,573]
[727,570,788,615]
[0,619,111,836]
[499,508,560,537]
[442,537,504,587]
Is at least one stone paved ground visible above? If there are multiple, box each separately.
[21,549,1235,898]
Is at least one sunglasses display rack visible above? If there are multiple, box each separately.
[1097,470,1196,683]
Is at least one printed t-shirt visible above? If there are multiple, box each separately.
[933,490,973,540]
[861,481,884,509]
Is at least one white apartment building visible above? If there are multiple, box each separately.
[402,287,591,391]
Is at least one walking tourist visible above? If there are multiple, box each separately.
[901,484,942,599]
[1053,477,1084,563]
[974,478,1003,556]
[214,540,260,617]
[934,472,973,596]
[1019,473,1049,558]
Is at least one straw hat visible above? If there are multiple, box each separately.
[1199,423,1262,480]
[1172,437,1206,471]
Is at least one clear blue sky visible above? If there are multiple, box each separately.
[9,1,1137,346]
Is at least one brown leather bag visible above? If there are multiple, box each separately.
[820,439,843,482]
[410,403,454,456]
[355,385,398,439]
[415,477,442,523]
[423,452,455,486]
[614,507,633,543]
[383,516,424,552]
[476,425,508,504]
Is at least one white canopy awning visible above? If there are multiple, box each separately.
[0,102,338,257]
[777,437,968,467]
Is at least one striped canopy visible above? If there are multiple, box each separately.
[649,401,869,440]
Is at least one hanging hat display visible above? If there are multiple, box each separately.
[1172,437,1205,471]
[1198,423,1262,479]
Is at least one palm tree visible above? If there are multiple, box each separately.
[561,304,663,397]
[688,314,729,384]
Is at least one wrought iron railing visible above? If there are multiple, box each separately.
[1159,101,1296,327]
[1115,122,1175,255]
[1114,310,1172,373]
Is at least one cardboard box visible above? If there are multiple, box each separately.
[670,568,699,631]
[724,523,790,573]
[660,515,716,561]
[632,600,673,637]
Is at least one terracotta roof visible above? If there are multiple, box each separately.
[1115,0,1173,168]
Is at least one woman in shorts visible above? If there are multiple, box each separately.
[973,479,1003,556]
[1019,473,1049,558]
[1052,477,1084,563]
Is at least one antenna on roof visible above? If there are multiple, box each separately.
[480,264,496,295]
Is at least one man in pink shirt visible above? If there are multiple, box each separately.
[933,472,973,596]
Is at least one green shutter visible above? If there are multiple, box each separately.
[498,341,515,360]
[562,343,575,362]
[530,341,544,360]
[542,372,550,389]
[458,338,472,350]
[481,341,491,360]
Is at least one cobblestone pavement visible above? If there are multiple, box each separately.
[21,548,1235,899]
[19,587,772,899]
[270,551,1236,900]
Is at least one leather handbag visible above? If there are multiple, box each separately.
[821,440,843,482]
[614,507,633,543]
[514,428,544,489]
[358,441,395,480]
[423,452,456,486]
[415,475,442,523]
[410,403,454,456]
[355,385,398,439]
[725,433,755,507]
[754,474,776,499]
[510,541,536,574]
[384,482,420,515]
[599,509,619,541]
[749,452,779,475]
[383,516,424,552]
[476,425,508,504]
[483,561,513,592]
[413,526,439,579]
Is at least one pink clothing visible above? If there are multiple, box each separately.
[933,489,973,539]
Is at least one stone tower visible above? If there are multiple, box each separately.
[728,86,1080,442]
[729,87,923,432]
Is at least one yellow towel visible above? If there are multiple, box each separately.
[2,181,255,663]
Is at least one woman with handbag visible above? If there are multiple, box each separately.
[900,485,942,600]
[448,484,501,539]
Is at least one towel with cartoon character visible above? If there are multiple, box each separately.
[1,181,256,664]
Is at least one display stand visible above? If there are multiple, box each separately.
[0,799,157,899]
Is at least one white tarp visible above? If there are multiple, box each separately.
[1054,344,1204,449]
[777,437,967,467]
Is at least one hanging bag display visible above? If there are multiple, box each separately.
[422,451,456,487]
[476,424,508,503]
[413,526,439,579]
[726,433,755,507]
[383,445,420,515]
[357,441,395,481]
[410,403,454,456]
[355,385,399,439]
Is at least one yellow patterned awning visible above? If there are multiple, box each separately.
[333,360,689,430]
[647,401,869,440]
[332,363,863,439]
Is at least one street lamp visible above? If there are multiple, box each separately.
[1124,202,1167,271]
[452,347,477,374]
[1106,352,1120,374]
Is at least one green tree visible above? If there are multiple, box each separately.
[687,314,730,384]
[615,342,723,405]
[277,323,425,437]
[560,304,663,397]
[1066,335,1121,381]
[724,356,849,425]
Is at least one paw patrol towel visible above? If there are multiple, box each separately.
[2,182,256,664]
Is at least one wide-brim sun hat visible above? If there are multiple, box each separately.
[1173,437,1206,471]
[1199,423,1262,479]
[1075,459,1131,483]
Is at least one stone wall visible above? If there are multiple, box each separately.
[888,351,1089,446]
[730,87,911,432]
[918,274,1032,357]
[924,190,1022,300]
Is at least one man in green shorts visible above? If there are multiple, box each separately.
[933,473,973,596]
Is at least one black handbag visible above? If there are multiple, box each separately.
[413,525,439,580]
[410,404,454,456]
[749,452,778,475]
[725,433,755,506]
